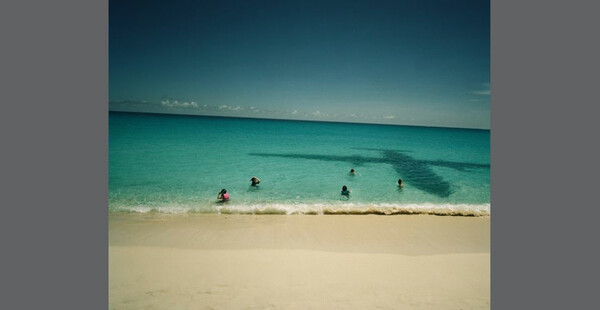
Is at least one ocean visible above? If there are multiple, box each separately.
[109,111,490,216]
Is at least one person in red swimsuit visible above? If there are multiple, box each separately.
[217,189,229,201]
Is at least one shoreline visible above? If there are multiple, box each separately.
[109,213,490,309]
[108,202,491,217]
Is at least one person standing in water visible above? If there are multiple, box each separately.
[250,177,261,186]
[398,178,403,187]
[217,189,229,201]
[341,185,351,198]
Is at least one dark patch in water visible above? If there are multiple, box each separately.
[249,149,489,198]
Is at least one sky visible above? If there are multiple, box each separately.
[109,0,490,129]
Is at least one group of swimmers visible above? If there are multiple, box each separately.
[217,171,403,202]
[217,177,261,201]
[341,169,403,198]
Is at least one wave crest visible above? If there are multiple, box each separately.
[112,203,490,217]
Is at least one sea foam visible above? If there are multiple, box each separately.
[112,202,490,217]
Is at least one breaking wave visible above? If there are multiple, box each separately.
[111,202,490,217]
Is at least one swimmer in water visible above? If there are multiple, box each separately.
[341,185,351,197]
[217,189,229,201]
[250,177,261,186]
[398,178,403,188]
[349,169,356,175]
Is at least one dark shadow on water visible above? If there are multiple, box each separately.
[249,149,489,198]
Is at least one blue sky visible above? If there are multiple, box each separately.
[109,0,490,129]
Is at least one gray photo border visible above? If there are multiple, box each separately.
[2,0,108,309]
[492,0,598,308]
[2,0,598,309]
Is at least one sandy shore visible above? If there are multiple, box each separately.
[109,214,489,309]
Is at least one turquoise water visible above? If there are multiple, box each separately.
[109,112,490,216]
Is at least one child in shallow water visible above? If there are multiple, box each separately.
[217,189,229,201]
[341,185,351,197]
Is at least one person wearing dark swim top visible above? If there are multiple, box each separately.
[250,177,261,186]
[217,189,229,201]
[397,178,403,187]
[341,185,351,197]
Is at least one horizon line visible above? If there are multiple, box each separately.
[108,109,491,131]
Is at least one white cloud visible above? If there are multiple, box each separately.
[161,99,198,108]
[291,110,298,115]
[312,111,321,116]
[383,115,396,119]
[217,105,243,111]
[473,82,491,96]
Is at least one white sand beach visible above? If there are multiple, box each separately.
[109,214,490,309]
